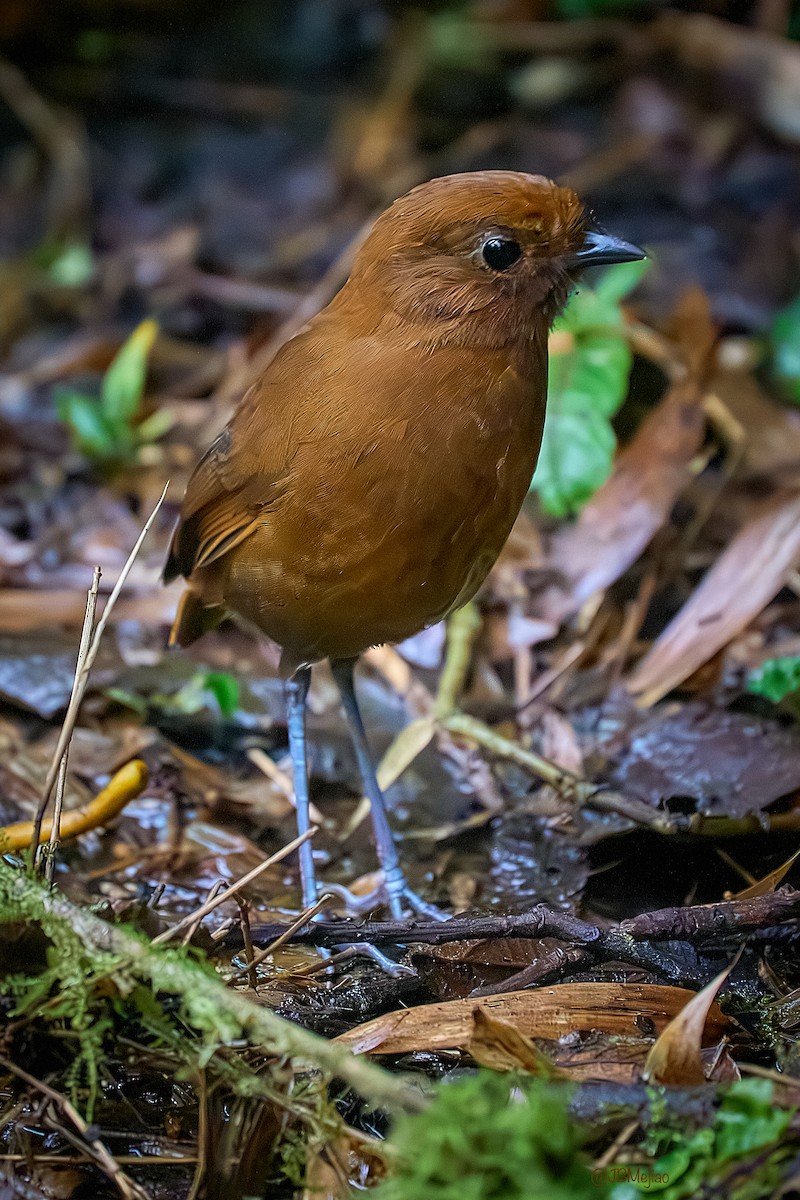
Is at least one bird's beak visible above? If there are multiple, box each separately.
[566,228,646,270]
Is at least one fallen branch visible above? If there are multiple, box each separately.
[239,890,800,994]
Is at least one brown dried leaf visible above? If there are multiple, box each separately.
[376,716,436,792]
[734,848,800,899]
[467,1007,565,1077]
[643,965,733,1085]
[628,490,800,705]
[334,983,730,1056]
[608,702,800,817]
[303,1130,385,1200]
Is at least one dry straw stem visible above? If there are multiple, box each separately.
[0,863,426,1113]
[0,1055,149,1200]
[30,483,169,857]
[44,565,100,882]
[152,825,318,946]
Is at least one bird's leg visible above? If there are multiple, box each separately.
[284,666,317,910]
[331,657,447,921]
[285,668,417,975]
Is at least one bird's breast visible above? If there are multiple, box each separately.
[226,337,548,667]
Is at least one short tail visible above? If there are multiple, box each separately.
[169,588,226,648]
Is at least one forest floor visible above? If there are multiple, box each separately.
[1,4,800,1198]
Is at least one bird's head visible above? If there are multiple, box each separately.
[345,171,644,348]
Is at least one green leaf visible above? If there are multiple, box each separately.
[56,389,117,459]
[593,257,650,304]
[533,406,616,518]
[747,655,800,703]
[135,407,173,445]
[531,261,646,517]
[47,242,95,287]
[770,294,800,406]
[714,1079,793,1163]
[101,318,158,425]
[204,671,240,718]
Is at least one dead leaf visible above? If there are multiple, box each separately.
[734,848,800,899]
[607,702,800,817]
[303,1129,385,1200]
[711,366,800,485]
[628,490,800,705]
[467,1007,565,1077]
[540,708,584,776]
[376,716,436,791]
[333,983,730,1056]
[643,965,733,1085]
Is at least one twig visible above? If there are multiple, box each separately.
[185,1069,207,1200]
[152,826,318,945]
[228,893,331,984]
[30,484,168,859]
[43,567,100,882]
[1,864,425,1113]
[0,54,90,239]
[247,745,324,824]
[235,897,259,990]
[619,890,800,939]
[181,880,227,946]
[236,891,800,994]
[470,946,591,997]
[0,1056,149,1200]
[242,906,601,949]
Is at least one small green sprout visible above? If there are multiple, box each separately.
[57,318,170,466]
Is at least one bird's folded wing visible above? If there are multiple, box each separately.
[163,394,289,583]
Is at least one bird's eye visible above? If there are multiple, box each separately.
[481,237,523,271]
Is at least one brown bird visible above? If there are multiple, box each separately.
[165,170,643,921]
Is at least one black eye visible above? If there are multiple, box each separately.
[482,237,522,271]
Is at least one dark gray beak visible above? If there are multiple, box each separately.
[566,228,646,270]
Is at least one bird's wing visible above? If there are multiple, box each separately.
[165,311,367,583]
[163,350,301,583]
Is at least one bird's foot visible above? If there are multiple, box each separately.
[329,942,417,978]
[324,872,448,922]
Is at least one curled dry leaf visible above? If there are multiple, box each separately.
[376,715,436,792]
[628,489,800,705]
[734,848,800,900]
[467,1006,565,1078]
[333,982,730,1056]
[643,964,733,1086]
[303,1129,385,1200]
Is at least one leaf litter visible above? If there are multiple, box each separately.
[1,4,800,1197]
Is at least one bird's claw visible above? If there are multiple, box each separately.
[322,875,448,922]
[329,942,417,977]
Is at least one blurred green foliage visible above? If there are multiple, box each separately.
[109,668,241,720]
[368,1071,595,1200]
[532,258,648,517]
[555,0,646,17]
[367,1073,795,1200]
[614,1079,794,1200]
[747,654,800,706]
[56,318,169,466]
[769,294,800,405]
[44,241,95,288]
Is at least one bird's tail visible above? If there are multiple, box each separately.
[169,588,226,647]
